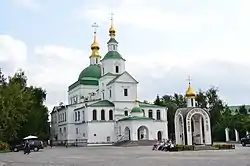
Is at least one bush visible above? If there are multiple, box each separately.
[175,145,194,151]
[0,141,9,151]
[212,144,235,150]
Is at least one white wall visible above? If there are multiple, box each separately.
[87,122,115,143]
[98,75,116,100]
[118,120,168,141]
[102,59,125,75]
[68,84,99,104]
[113,82,137,102]
[86,107,114,121]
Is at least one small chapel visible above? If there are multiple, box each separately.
[50,16,168,146]
[175,79,212,145]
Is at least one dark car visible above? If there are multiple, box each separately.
[241,134,250,146]
[11,140,44,152]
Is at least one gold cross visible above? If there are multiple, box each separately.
[186,75,192,84]
[92,22,99,34]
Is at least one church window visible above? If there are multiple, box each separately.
[64,112,66,122]
[77,111,80,121]
[102,92,105,99]
[124,110,128,116]
[93,110,97,120]
[107,136,111,142]
[76,128,78,134]
[109,90,112,98]
[75,112,77,121]
[148,110,153,118]
[191,99,194,107]
[115,66,119,73]
[96,58,98,64]
[124,89,128,96]
[101,110,105,120]
[103,67,104,75]
[156,110,161,120]
[109,110,113,120]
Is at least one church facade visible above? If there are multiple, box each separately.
[50,20,168,145]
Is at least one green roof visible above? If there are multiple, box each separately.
[88,100,115,107]
[118,116,153,121]
[78,64,101,80]
[101,51,125,61]
[68,79,99,91]
[139,102,166,108]
[131,106,142,113]
[107,38,118,44]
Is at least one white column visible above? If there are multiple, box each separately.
[187,120,192,145]
[235,129,239,142]
[175,116,181,144]
[225,128,229,142]
[199,116,203,144]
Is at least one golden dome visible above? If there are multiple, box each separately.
[186,83,196,98]
[109,23,115,32]
[91,34,99,49]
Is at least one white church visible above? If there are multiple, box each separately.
[50,18,169,146]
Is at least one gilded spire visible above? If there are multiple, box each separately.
[185,76,196,98]
[90,22,100,57]
[109,12,116,37]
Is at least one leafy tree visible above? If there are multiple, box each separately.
[0,69,50,143]
[154,94,161,105]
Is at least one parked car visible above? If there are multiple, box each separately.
[10,140,44,152]
[241,134,250,146]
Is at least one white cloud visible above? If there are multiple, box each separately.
[13,0,40,10]
[0,35,27,74]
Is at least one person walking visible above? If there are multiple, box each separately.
[50,139,53,148]
[23,140,30,155]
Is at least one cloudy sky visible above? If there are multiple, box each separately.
[1,0,250,110]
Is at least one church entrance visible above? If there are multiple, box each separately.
[124,127,131,140]
[190,113,205,145]
[137,126,149,140]
[157,131,162,141]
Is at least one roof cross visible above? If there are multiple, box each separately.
[92,22,99,34]
[187,75,192,84]
[110,12,115,22]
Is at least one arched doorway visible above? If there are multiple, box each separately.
[137,126,149,140]
[124,127,131,140]
[186,110,210,145]
[157,131,162,141]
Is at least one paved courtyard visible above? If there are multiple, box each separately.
[0,144,250,166]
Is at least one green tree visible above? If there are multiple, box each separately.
[0,70,33,142]
[0,69,50,143]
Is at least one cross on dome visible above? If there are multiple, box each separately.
[92,22,99,34]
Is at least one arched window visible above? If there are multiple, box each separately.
[64,112,66,121]
[77,111,80,121]
[142,109,145,116]
[148,110,153,118]
[101,110,105,120]
[75,112,77,121]
[115,66,119,73]
[109,110,113,120]
[93,110,97,120]
[124,110,128,116]
[156,110,161,120]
